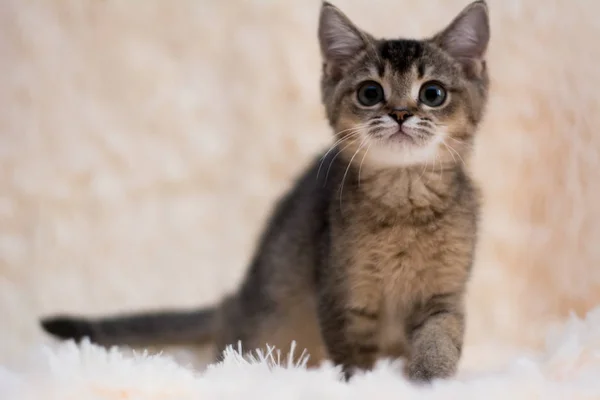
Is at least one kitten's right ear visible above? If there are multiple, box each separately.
[432,0,490,76]
[318,2,369,77]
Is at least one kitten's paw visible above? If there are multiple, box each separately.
[405,357,456,383]
[41,316,95,342]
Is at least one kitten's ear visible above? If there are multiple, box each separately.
[318,2,370,77]
[433,1,490,66]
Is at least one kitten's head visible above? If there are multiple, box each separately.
[318,1,490,169]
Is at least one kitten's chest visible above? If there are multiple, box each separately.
[347,222,451,302]
[336,214,473,352]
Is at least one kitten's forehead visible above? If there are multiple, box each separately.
[378,40,424,74]
[375,39,456,81]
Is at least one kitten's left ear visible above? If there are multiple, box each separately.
[318,2,372,78]
[433,1,490,71]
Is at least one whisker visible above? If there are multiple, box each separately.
[358,142,373,187]
[418,155,429,182]
[318,120,381,182]
[324,138,360,185]
[339,137,368,212]
[320,129,361,158]
[316,131,362,180]
[333,123,372,137]
[432,123,472,145]
[328,131,361,150]
[441,141,457,164]
[445,136,472,148]
[443,139,467,168]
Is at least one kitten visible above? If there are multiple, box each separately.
[41,1,490,382]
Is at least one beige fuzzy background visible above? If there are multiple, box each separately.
[2,0,599,375]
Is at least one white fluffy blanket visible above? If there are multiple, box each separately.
[2,0,600,398]
[2,308,600,399]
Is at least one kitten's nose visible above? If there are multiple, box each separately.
[389,109,413,124]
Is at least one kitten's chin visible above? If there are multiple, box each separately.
[361,135,441,169]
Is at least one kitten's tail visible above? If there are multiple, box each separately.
[40,307,217,347]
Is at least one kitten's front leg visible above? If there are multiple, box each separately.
[406,295,465,382]
[317,286,381,379]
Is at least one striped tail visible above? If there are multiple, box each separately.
[41,307,217,347]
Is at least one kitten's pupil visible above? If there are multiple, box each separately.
[365,88,378,100]
[424,87,440,102]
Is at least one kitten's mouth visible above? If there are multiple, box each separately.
[386,128,415,143]
[370,126,422,145]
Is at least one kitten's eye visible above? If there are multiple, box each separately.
[357,81,384,107]
[418,81,447,107]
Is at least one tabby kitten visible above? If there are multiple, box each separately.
[41,1,490,382]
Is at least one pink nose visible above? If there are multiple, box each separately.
[389,109,413,123]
